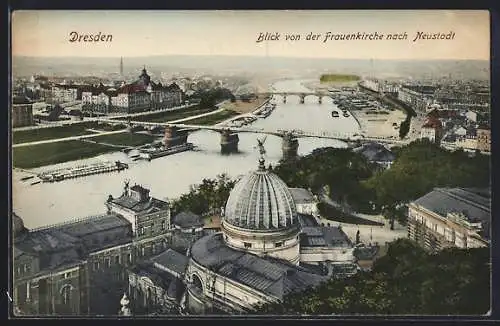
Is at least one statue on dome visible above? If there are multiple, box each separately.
[256,136,267,170]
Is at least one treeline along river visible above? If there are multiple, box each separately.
[13,80,361,228]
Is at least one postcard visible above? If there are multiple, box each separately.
[10,10,491,317]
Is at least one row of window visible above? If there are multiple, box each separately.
[138,221,167,236]
[242,241,283,249]
[93,253,132,271]
[15,263,31,276]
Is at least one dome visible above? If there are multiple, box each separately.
[224,163,298,231]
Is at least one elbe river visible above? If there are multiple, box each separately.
[13,80,360,229]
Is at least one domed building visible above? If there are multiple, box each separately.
[222,158,301,265]
[183,151,357,314]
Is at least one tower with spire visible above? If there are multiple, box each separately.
[120,57,124,76]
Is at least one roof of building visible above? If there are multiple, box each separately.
[353,142,395,163]
[190,233,328,300]
[288,188,316,204]
[130,263,184,300]
[53,213,130,237]
[402,85,437,95]
[300,226,353,248]
[172,211,203,229]
[297,214,320,227]
[224,163,299,231]
[151,249,189,276]
[12,96,33,105]
[110,194,169,214]
[422,117,443,129]
[412,188,491,239]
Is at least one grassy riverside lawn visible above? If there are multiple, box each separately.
[12,122,98,144]
[132,106,214,123]
[186,109,240,125]
[12,132,157,169]
[320,74,361,83]
[13,141,113,169]
[91,132,158,146]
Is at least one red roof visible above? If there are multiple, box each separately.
[422,117,442,129]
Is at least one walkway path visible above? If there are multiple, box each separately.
[12,130,127,148]
[318,194,407,245]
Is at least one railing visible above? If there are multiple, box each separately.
[29,213,112,232]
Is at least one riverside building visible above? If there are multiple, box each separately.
[407,187,490,252]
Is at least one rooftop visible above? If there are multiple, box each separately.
[288,188,316,204]
[300,226,353,248]
[353,142,395,163]
[49,213,130,237]
[190,233,328,300]
[130,263,184,301]
[413,188,491,238]
[151,249,189,276]
[172,211,203,229]
[110,195,169,215]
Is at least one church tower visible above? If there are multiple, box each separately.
[120,57,124,76]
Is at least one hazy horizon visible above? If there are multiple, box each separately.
[12,10,489,61]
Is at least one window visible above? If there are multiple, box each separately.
[61,285,72,305]
[244,242,252,248]
[275,242,283,248]
[161,221,165,230]
[141,247,145,256]
[93,262,99,271]
[104,258,111,268]
[115,255,120,265]
[127,253,132,264]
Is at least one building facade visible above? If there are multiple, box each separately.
[407,188,490,252]
[13,183,176,316]
[12,96,34,128]
[51,85,79,103]
[398,85,436,112]
[476,127,491,153]
[12,213,133,316]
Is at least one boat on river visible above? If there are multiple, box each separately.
[139,143,195,160]
[38,161,129,183]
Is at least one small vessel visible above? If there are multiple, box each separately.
[30,181,41,185]
[331,111,340,118]
[139,143,195,160]
[21,176,35,181]
[343,112,350,117]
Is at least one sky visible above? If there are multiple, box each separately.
[11,10,490,60]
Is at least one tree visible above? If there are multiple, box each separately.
[252,239,490,315]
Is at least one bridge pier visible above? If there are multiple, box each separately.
[299,95,305,104]
[164,126,188,148]
[282,132,299,161]
[318,96,322,104]
[220,130,239,154]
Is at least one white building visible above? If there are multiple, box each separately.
[288,188,319,216]
[408,188,490,251]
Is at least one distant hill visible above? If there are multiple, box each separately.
[12,55,490,81]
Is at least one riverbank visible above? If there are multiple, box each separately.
[220,98,269,114]
[351,108,406,138]
[13,122,99,144]
[12,132,157,169]
[186,110,240,125]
